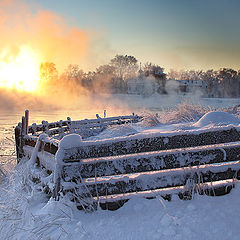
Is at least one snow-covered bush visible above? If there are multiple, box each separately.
[141,100,211,127]
[141,112,161,127]
[161,100,211,124]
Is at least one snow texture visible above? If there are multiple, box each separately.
[29,133,49,165]
[1,102,240,239]
[193,111,240,128]
[59,133,83,150]
[1,162,240,240]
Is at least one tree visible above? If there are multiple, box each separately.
[218,68,239,97]
[199,70,220,97]
[64,64,84,85]
[59,64,85,94]
[143,62,167,94]
[94,65,116,93]
[110,55,138,80]
[81,71,94,92]
[39,62,58,87]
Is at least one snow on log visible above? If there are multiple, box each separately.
[62,142,240,180]
[62,126,240,162]
[65,161,240,197]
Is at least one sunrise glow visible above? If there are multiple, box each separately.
[0,46,41,92]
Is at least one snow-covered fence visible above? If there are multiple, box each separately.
[52,126,240,210]
[27,114,141,138]
[15,110,141,163]
[15,111,240,211]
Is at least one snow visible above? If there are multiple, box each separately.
[1,100,240,239]
[193,111,240,128]
[89,125,139,140]
[29,133,49,165]
[1,167,240,240]
[59,133,82,149]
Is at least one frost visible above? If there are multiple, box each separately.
[29,133,49,165]
[163,137,169,144]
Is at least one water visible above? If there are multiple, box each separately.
[0,95,239,172]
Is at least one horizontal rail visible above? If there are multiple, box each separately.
[64,161,240,197]
[24,136,58,155]
[28,115,141,136]
[62,142,240,180]
[80,179,238,210]
[88,179,237,203]
[62,127,240,161]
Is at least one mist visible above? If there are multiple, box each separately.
[0,0,119,112]
[0,0,90,72]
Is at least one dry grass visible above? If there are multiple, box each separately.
[141,100,213,126]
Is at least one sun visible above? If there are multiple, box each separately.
[0,46,41,92]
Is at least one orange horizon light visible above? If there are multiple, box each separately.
[0,45,42,92]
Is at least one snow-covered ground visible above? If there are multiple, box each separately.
[1,162,240,240]
[1,96,240,240]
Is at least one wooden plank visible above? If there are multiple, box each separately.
[62,127,240,162]
[28,120,69,134]
[28,115,141,135]
[64,161,240,197]
[24,136,37,147]
[23,144,55,173]
[65,179,238,211]
[76,180,237,210]
[23,136,58,155]
[62,143,240,180]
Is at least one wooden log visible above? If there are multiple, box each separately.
[62,143,240,180]
[72,179,238,210]
[14,125,22,162]
[19,116,26,159]
[62,127,240,162]
[24,136,37,147]
[25,110,29,136]
[23,136,58,155]
[69,161,240,197]
[21,116,26,136]
[43,141,58,155]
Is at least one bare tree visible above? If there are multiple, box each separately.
[110,55,138,80]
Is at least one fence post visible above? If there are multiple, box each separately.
[15,123,22,163]
[19,115,26,161]
[25,110,29,136]
[15,110,29,163]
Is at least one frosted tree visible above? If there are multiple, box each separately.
[110,55,138,80]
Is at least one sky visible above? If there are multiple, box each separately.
[6,0,240,71]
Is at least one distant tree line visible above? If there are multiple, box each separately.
[168,69,240,98]
[39,55,240,98]
[39,55,166,95]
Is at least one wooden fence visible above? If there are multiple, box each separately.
[15,110,240,211]
[15,110,142,162]
[53,127,240,210]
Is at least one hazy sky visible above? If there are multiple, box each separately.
[28,0,240,71]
